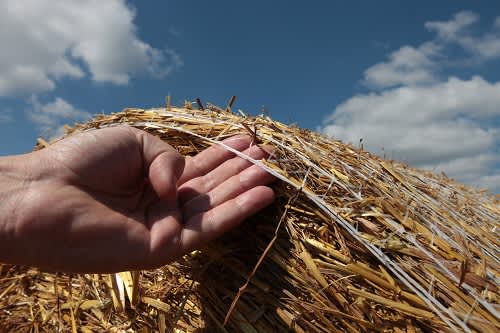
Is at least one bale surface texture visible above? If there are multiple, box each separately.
[1,107,499,332]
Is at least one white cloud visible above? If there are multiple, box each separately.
[421,154,500,193]
[0,0,181,96]
[323,77,500,165]
[363,42,440,89]
[475,175,500,192]
[322,12,500,193]
[27,96,91,138]
[460,33,500,60]
[425,11,500,60]
[424,11,478,41]
[364,11,500,91]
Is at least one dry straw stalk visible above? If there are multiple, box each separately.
[1,104,499,332]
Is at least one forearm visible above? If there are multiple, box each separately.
[0,154,34,262]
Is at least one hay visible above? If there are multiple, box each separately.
[1,104,499,332]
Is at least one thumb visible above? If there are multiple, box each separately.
[133,128,185,203]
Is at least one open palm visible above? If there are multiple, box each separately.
[14,126,274,272]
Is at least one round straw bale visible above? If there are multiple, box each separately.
[1,106,499,332]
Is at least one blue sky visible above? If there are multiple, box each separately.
[1,1,499,193]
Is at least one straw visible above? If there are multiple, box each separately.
[1,104,498,332]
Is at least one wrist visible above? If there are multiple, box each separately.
[0,153,38,262]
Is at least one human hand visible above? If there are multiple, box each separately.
[0,127,274,272]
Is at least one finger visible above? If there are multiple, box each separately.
[182,165,276,221]
[133,128,185,203]
[178,135,252,185]
[178,144,272,204]
[178,186,275,253]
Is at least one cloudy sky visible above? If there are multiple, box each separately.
[0,1,499,193]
